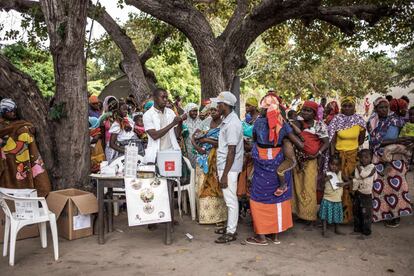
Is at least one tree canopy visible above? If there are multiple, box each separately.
[394,45,414,93]
[1,42,54,98]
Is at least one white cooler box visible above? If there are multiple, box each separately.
[156,150,182,177]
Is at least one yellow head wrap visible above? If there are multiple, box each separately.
[341,96,356,106]
[246,97,258,108]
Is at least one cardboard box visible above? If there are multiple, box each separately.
[0,188,40,243]
[46,188,98,240]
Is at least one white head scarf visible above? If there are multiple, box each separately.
[103,96,118,112]
[184,103,199,114]
[0,98,16,115]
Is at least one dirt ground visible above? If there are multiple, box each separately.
[2,174,414,276]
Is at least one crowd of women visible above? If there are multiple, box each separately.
[181,92,413,244]
[0,90,413,245]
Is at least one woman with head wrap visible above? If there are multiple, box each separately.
[324,101,340,125]
[389,98,409,119]
[143,100,154,112]
[0,99,51,196]
[242,97,259,139]
[245,97,259,125]
[290,101,329,228]
[327,96,366,223]
[245,94,303,245]
[89,117,105,173]
[183,103,201,168]
[107,102,138,163]
[367,97,412,227]
[101,96,119,160]
[198,104,210,121]
[191,102,227,224]
[88,95,102,119]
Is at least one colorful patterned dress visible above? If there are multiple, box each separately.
[367,113,412,222]
[0,119,51,197]
[250,119,294,234]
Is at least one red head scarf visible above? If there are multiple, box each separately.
[389,98,408,114]
[325,101,339,124]
[302,101,319,117]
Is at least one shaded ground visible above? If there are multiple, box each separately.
[2,173,414,275]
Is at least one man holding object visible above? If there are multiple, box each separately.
[211,91,244,243]
[143,88,186,164]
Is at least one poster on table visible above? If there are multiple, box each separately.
[124,177,171,226]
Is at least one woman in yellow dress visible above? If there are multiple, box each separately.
[0,99,51,196]
[328,96,366,223]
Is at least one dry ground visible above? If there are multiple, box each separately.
[2,173,414,276]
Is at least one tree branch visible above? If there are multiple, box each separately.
[316,14,355,36]
[88,3,151,101]
[125,0,215,51]
[0,0,38,13]
[220,0,249,40]
[139,28,172,65]
[225,0,394,62]
[318,5,391,26]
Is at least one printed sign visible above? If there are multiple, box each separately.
[165,161,175,172]
[73,214,91,230]
[124,177,171,226]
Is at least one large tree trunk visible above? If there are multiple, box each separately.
[195,47,227,100]
[0,54,55,176]
[193,42,241,100]
[40,0,90,189]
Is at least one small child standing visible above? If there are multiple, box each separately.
[319,156,347,236]
[352,149,376,238]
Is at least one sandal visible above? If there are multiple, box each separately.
[274,185,288,197]
[215,233,237,244]
[245,236,268,246]
[214,227,226,235]
[265,237,281,245]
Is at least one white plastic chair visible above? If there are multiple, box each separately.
[0,191,59,266]
[174,157,196,220]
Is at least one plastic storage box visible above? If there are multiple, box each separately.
[156,150,182,177]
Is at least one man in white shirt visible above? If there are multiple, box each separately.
[211,91,244,243]
[143,88,186,164]
[143,88,186,237]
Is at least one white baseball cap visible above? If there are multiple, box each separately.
[210,91,237,106]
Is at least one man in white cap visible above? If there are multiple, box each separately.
[210,91,244,243]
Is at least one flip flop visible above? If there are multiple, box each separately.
[266,237,281,245]
[274,186,288,197]
[245,237,268,246]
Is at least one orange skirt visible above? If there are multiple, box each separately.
[250,199,293,235]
